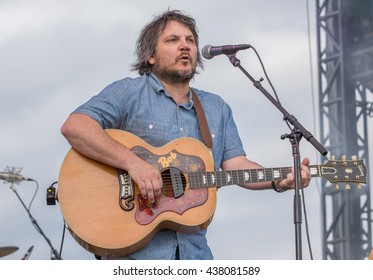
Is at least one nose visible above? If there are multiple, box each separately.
[179,37,191,51]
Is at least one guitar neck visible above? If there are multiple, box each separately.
[188,165,322,188]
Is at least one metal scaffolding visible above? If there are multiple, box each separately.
[316,0,373,259]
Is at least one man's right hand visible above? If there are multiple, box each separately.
[126,158,163,204]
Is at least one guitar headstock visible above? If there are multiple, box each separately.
[321,155,367,189]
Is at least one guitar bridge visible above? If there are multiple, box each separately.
[117,169,134,211]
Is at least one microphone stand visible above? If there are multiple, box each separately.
[227,54,327,260]
[9,183,62,260]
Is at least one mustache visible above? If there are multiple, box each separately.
[176,53,192,62]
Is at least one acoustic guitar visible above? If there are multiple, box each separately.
[57,129,367,258]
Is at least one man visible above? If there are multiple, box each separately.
[61,10,311,260]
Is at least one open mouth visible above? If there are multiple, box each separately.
[178,54,191,62]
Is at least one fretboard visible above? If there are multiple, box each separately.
[188,165,321,188]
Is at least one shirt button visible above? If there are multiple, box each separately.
[180,127,183,131]
[148,124,154,129]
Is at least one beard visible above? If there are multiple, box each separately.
[152,62,196,84]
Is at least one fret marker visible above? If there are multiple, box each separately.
[310,167,318,176]
[202,174,207,185]
[244,171,250,182]
[258,171,264,181]
[273,169,281,180]
[226,173,231,183]
[211,174,216,184]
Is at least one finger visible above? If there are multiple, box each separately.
[145,181,156,203]
[152,177,163,199]
[301,157,310,166]
[287,173,294,186]
[301,170,309,187]
[300,168,312,187]
[138,181,148,200]
[301,161,311,175]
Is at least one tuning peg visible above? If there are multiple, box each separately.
[351,155,357,160]
[331,155,336,160]
[342,155,347,160]
[345,183,351,190]
[335,183,340,190]
[356,183,362,189]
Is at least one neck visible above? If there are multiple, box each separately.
[158,77,190,105]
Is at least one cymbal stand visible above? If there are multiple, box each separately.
[9,183,61,260]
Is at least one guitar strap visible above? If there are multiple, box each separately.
[191,90,213,150]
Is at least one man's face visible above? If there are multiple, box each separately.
[148,20,198,84]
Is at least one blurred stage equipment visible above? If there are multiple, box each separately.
[46,182,57,205]
[2,166,62,260]
[21,245,34,260]
[0,246,18,258]
[0,170,32,184]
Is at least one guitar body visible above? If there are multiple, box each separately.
[58,129,217,258]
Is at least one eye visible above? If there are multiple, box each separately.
[187,37,195,44]
[166,36,178,43]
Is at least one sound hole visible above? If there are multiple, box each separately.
[161,167,186,198]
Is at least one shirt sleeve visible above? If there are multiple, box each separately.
[220,101,246,163]
[72,79,127,129]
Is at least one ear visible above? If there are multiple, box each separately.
[148,55,155,65]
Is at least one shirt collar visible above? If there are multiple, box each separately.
[147,72,194,110]
[148,72,166,94]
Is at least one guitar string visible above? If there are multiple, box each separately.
[146,167,292,193]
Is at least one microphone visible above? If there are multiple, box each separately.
[21,245,34,260]
[0,172,32,183]
[201,44,251,59]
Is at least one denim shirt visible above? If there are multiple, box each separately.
[73,72,246,259]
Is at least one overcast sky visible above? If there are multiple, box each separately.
[0,0,370,261]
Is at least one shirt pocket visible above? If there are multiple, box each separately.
[130,118,177,146]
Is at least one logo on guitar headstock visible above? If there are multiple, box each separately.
[322,155,368,190]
